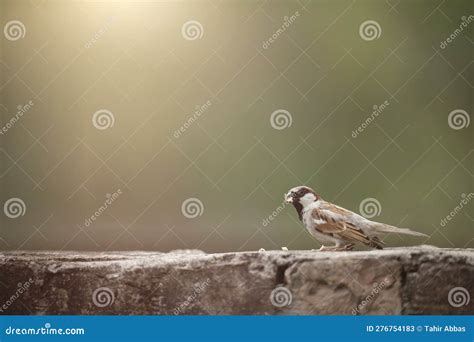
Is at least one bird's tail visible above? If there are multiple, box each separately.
[372,223,428,237]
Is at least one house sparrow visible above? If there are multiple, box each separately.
[284,186,428,251]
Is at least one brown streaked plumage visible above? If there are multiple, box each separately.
[284,186,427,251]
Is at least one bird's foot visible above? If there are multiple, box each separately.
[341,243,355,251]
[319,244,354,252]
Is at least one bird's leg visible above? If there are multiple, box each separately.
[319,244,354,252]
[336,241,355,251]
[319,245,337,251]
[340,243,355,251]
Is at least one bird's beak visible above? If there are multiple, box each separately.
[284,193,293,203]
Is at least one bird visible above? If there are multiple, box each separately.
[284,186,428,251]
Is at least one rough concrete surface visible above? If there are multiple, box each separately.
[0,246,472,315]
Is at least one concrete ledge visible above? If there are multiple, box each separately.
[0,246,472,315]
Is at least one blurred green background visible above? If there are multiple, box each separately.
[0,0,472,252]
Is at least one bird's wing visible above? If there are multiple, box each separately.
[311,202,384,249]
[318,201,427,237]
[318,200,374,229]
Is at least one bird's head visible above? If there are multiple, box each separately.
[284,186,320,208]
